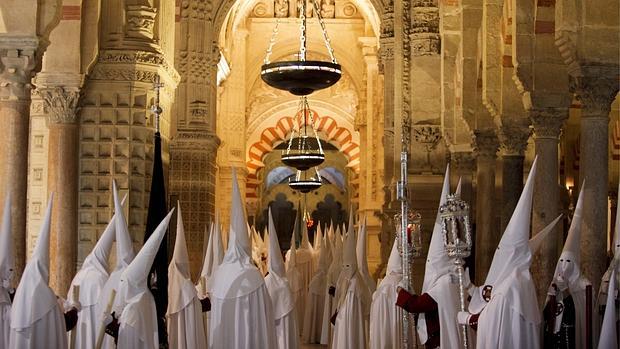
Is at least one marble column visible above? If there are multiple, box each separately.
[0,37,38,282]
[39,84,81,295]
[530,108,567,299]
[473,129,499,283]
[574,69,619,292]
[498,124,530,231]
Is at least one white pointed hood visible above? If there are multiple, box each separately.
[529,215,562,254]
[0,194,12,290]
[267,208,286,277]
[300,218,312,250]
[598,268,618,349]
[265,207,296,319]
[386,237,402,275]
[168,202,198,315]
[113,180,135,270]
[469,157,539,322]
[341,209,357,278]
[69,193,127,306]
[119,208,174,303]
[327,224,343,286]
[201,222,214,279]
[210,168,265,299]
[552,180,590,290]
[11,195,57,329]
[357,215,376,292]
[455,177,462,197]
[422,164,453,293]
[484,157,538,286]
[314,224,323,251]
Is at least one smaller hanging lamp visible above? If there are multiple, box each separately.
[261,0,341,96]
[289,167,322,193]
[282,96,325,170]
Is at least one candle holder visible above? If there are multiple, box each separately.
[439,193,472,349]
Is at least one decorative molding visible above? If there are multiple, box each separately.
[38,86,81,124]
[473,129,499,159]
[171,130,221,151]
[410,1,440,56]
[96,50,181,84]
[498,123,531,156]
[530,108,568,139]
[0,36,39,101]
[570,66,620,118]
[125,5,157,40]
[412,125,441,151]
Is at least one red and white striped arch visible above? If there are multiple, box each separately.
[245,110,360,198]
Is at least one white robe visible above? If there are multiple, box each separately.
[419,274,464,348]
[67,266,108,349]
[97,269,126,349]
[118,291,159,349]
[476,270,541,349]
[265,273,298,349]
[167,297,206,349]
[209,284,277,348]
[288,248,314,328]
[303,269,326,343]
[332,276,368,349]
[0,288,10,349]
[369,273,403,349]
[9,302,67,349]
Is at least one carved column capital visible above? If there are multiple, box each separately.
[498,122,532,156]
[0,36,39,101]
[530,108,568,139]
[451,151,476,172]
[571,66,620,119]
[473,129,499,160]
[38,86,81,124]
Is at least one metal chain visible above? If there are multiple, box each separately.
[311,0,337,63]
[263,19,281,65]
[299,0,307,61]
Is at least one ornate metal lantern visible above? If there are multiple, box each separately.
[394,209,422,259]
[439,193,473,349]
[260,0,341,95]
[281,96,325,170]
[288,167,322,193]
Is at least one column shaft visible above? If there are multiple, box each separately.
[501,155,524,231]
[47,123,79,294]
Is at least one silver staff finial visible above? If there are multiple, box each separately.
[151,75,164,133]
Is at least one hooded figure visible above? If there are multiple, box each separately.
[0,195,11,348]
[396,165,464,349]
[208,169,276,348]
[596,180,620,337]
[370,239,404,349]
[331,210,369,349]
[67,190,126,349]
[544,181,592,349]
[9,196,69,348]
[286,223,304,329]
[112,208,174,349]
[598,268,617,349]
[321,224,344,344]
[265,208,298,349]
[460,158,542,349]
[197,213,224,341]
[303,229,331,343]
[167,203,206,349]
[98,181,136,349]
[356,216,376,303]
[288,207,314,328]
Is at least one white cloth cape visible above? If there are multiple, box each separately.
[425,274,466,349]
[167,297,206,349]
[9,301,67,349]
[303,268,327,343]
[331,275,368,349]
[265,274,298,349]
[369,272,403,349]
[118,291,158,349]
[475,269,541,349]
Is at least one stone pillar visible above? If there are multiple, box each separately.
[0,37,38,281]
[473,129,499,283]
[498,124,530,231]
[573,70,619,292]
[38,83,81,295]
[530,108,567,298]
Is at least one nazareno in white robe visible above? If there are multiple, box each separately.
[369,272,403,349]
[303,234,330,344]
[332,275,368,349]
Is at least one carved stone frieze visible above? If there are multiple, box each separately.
[96,50,181,84]
[172,130,221,151]
[0,36,39,101]
[451,151,476,172]
[180,0,214,20]
[125,5,157,40]
[473,129,499,159]
[530,108,568,139]
[410,0,439,56]
[410,33,440,56]
[412,125,441,152]
[38,86,81,124]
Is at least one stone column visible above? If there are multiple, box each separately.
[473,129,499,283]
[498,124,530,231]
[450,151,475,205]
[529,108,567,298]
[38,83,81,295]
[573,70,619,292]
[0,37,38,281]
